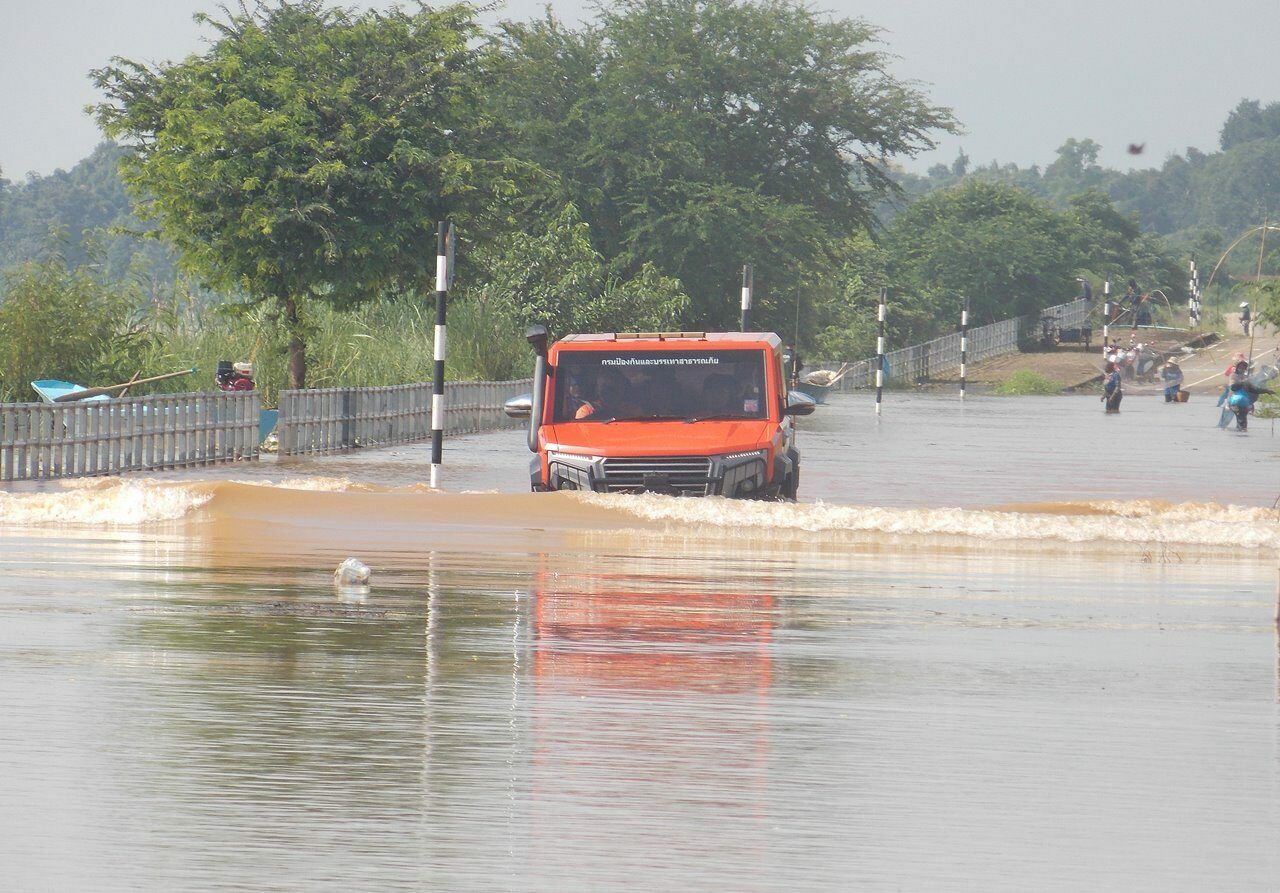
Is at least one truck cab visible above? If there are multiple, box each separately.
[506,329,814,498]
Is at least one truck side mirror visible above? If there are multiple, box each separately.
[504,394,533,419]
[784,391,816,416]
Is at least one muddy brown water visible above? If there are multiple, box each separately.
[1,394,1278,890]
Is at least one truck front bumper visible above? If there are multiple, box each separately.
[535,449,790,498]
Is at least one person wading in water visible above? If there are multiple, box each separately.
[1160,359,1184,403]
[1226,359,1273,430]
[1102,361,1123,413]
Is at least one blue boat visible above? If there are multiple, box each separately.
[31,379,110,404]
[30,378,278,444]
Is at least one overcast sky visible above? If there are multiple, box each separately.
[3,0,1279,180]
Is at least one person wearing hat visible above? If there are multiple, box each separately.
[1239,302,1251,336]
[1218,352,1248,407]
[1226,359,1273,430]
[1160,358,1184,403]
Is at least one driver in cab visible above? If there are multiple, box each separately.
[575,370,641,420]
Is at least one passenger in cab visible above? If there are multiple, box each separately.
[575,370,640,420]
[699,374,737,416]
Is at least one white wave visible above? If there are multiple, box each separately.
[0,481,215,526]
[577,493,1280,551]
[227,476,367,492]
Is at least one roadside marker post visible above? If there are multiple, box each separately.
[1188,260,1197,327]
[740,264,753,332]
[1102,278,1112,358]
[875,288,887,415]
[430,221,453,489]
[959,297,969,401]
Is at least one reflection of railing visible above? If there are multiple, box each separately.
[276,380,532,456]
[809,299,1091,391]
[0,391,260,481]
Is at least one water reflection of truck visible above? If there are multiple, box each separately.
[505,327,815,498]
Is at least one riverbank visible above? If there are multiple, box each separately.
[928,329,1217,394]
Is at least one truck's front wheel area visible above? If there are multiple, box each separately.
[781,465,799,501]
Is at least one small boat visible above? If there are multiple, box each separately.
[31,379,111,404]
[30,373,278,444]
[793,363,853,404]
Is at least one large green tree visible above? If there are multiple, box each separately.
[884,180,1079,325]
[485,0,955,331]
[92,0,510,387]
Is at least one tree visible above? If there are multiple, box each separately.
[0,142,172,282]
[883,180,1078,325]
[468,203,688,335]
[1189,137,1280,235]
[0,250,146,400]
[92,1,508,387]
[485,0,955,331]
[1218,99,1280,151]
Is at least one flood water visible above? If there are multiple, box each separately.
[2,394,1278,890]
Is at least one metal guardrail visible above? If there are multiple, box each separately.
[0,391,260,482]
[810,299,1091,392]
[276,379,532,456]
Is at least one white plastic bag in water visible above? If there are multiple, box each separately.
[334,557,371,587]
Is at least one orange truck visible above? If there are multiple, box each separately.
[505,326,814,498]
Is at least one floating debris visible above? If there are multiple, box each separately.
[334,557,372,588]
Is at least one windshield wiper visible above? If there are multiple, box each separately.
[683,414,749,423]
[587,414,685,423]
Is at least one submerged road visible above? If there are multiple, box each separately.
[1,395,1278,890]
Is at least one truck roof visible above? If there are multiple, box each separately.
[554,332,782,350]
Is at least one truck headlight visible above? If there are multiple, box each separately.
[546,451,602,492]
[716,450,767,496]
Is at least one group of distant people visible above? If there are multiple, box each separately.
[1102,341,1157,382]
[1102,348,1273,429]
[1101,353,1175,414]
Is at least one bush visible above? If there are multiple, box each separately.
[126,291,529,406]
[994,370,1063,395]
[0,249,530,405]
[0,252,147,401]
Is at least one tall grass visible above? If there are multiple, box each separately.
[0,252,529,404]
[135,290,529,406]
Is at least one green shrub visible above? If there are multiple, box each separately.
[0,252,149,401]
[993,370,1063,396]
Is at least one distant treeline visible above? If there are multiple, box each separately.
[0,1,1267,395]
[894,99,1280,268]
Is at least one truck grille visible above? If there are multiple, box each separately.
[601,456,713,495]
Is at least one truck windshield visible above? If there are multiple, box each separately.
[552,349,768,423]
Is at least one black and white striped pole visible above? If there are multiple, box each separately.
[740,264,753,332]
[959,297,969,401]
[1102,277,1112,357]
[430,221,452,489]
[1188,259,1200,327]
[875,287,887,415]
